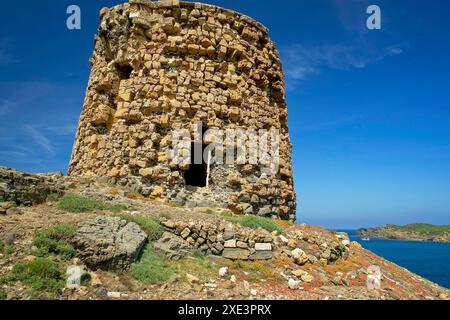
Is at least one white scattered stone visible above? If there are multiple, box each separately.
[250,289,257,296]
[230,275,236,283]
[288,278,301,290]
[219,267,228,277]
[254,243,272,251]
[366,265,382,290]
[66,265,88,289]
[291,248,308,265]
[224,239,237,248]
[107,291,121,298]
[341,239,350,247]
[278,235,289,244]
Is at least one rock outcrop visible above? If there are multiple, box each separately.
[358,224,450,243]
[0,167,65,206]
[72,216,148,270]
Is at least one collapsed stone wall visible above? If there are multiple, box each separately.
[68,0,296,220]
[0,167,65,206]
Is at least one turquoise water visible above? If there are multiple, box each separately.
[341,230,450,289]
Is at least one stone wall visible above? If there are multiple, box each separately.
[68,0,296,220]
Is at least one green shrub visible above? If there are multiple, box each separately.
[10,258,64,295]
[390,223,450,235]
[57,193,126,213]
[131,246,174,284]
[116,214,162,241]
[0,289,6,300]
[33,224,76,260]
[226,215,284,234]
[0,195,4,202]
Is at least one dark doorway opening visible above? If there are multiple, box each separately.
[115,63,133,80]
[184,143,208,187]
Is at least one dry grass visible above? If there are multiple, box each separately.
[223,260,278,282]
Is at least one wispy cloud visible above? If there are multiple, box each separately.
[46,122,77,136]
[23,125,55,154]
[281,42,405,86]
[0,81,56,116]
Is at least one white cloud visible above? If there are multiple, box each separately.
[281,42,406,85]
[23,125,55,154]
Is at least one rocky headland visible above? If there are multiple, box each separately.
[357,224,450,243]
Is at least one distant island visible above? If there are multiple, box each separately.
[357,224,450,243]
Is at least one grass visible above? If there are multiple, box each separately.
[169,254,217,281]
[32,224,76,260]
[115,214,162,241]
[223,260,278,282]
[0,240,13,257]
[8,258,64,296]
[0,289,6,300]
[225,215,284,234]
[389,223,450,235]
[131,245,174,284]
[57,193,126,213]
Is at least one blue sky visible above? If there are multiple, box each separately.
[1,0,449,228]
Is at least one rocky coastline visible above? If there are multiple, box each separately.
[357,224,450,243]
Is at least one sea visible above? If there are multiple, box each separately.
[340,230,450,289]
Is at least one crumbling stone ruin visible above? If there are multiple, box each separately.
[68,0,296,220]
[0,167,65,206]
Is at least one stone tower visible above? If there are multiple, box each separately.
[68,0,296,220]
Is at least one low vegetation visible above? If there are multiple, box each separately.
[32,224,76,260]
[131,245,174,284]
[226,215,284,234]
[0,240,13,257]
[115,214,162,241]
[390,223,450,235]
[7,258,64,296]
[224,259,278,282]
[57,193,126,213]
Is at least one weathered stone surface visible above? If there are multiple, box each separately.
[291,248,309,266]
[67,1,296,221]
[249,251,273,260]
[222,248,250,260]
[288,278,301,290]
[72,216,148,270]
[66,265,90,289]
[224,239,237,248]
[254,243,272,251]
[0,167,64,206]
[153,232,192,260]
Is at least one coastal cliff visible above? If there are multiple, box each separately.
[357,224,450,243]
